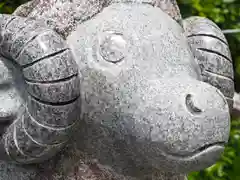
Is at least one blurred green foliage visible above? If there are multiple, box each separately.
[0,0,25,13]
[0,0,240,179]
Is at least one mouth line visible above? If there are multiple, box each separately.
[197,142,226,153]
[164,142,226,159]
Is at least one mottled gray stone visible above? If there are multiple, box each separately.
[13,0,37,17]
[0,1,234,180]
[27,95,81,127]
[183,16,234,109]
[193,49,234,79]
[0,11,81,167]
[183,16,228,43]
[202,71,234,98]
[26,74,80,103]
[0,15,48,59]
[16,31,68,66]
[0,160,37,180]
[13,0,183,37]
[22,50,78,82]
[187,36,231,62]
[23,104,78,145]
[0,56,25,134]
[66,4,229,173]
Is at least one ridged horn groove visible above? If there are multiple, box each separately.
[0,14,81,164]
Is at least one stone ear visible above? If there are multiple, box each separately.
[183,16,234,110]
[0,14,81,164]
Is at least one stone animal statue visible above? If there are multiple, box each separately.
[0,0,234,179]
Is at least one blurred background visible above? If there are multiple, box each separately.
[0,0,240,179]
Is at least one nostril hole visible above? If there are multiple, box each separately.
[185,94,202,114]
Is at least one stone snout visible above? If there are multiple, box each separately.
[119,77,230,173]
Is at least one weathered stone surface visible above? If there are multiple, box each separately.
[16,30,68,66]
[13,0,182,37]
[0,13,81,166]
[192,49,233,79]
[0,161,37,180]
[183,16,234,109]
[0,57,24,135]
[0,1,234,180]
[183,16,228,43]
[65,4,229,174]
[187,36,231,62]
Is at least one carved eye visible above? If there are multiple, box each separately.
[99,31,127,63]
[185,94,203,114]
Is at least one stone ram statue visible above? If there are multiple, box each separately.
[0,0,234,179]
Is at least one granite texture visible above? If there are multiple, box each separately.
[183,16,234,110]
[0,14,81,165]
[0,1,234,180]
[13,0,183,37]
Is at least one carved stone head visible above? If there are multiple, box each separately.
[0,0,233,179]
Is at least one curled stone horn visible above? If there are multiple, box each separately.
[183,16,234,110]
[0,14,81,164]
